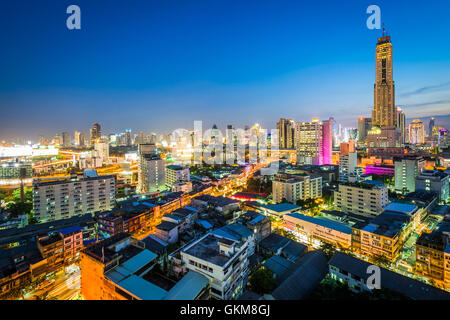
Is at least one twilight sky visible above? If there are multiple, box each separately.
[0,0,449,140]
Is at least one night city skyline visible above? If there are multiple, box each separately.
[1,0,450,140]
[1,0,450,305]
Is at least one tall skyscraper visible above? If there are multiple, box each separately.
[62,132,71,147]
[322,118,332,165]
[409,119,425,144]
[74,131,85,147]
[277,118,295,149]
[125,128,132,146]
[90,123,101,145]
[429,117,435,137]
[368,31,402,148]
[372,33,396,128]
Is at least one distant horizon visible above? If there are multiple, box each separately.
[1,0,449,141]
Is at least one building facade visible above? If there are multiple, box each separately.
[334,181,389,217]
[272,173,322,204]
[32,174,115,223]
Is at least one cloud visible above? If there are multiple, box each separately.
[399,82,450,98]
[407,100,450,108]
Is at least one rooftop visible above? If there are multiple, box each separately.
[261,203,300,213]
[183,233,243,267]
[286,213,352,235]
[329,252,450,300]
[155,221,178,232]
[271,251,328,300]
[358,211,411,238]
[194,195,239,207]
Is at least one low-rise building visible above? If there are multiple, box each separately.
[415,221,450,289]
[329,251,450,300]
[191,195,240,214]
[59,226,83,263]
[80,234,210,300]
[239,211,271,243]
[284,213,352,249]
[415,170,449,202]
[180,232,250,300]
[352,203,419,263]
[166,165,190,187]
[154,221,179,244]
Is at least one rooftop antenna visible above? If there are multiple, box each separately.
[382,22,386,36]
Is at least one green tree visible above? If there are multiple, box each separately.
[249,267,277,295]
[319,242,336,260]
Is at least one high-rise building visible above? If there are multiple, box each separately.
[397,107,406,144]
[429,118,436,137]
[90,123,101,145]
[295,118,332,165]
[358,118,372,142]
[125,128,132,146]
[74,131,85,147]
[277,118,295,149]
[394,157,425,194]
[409,119,425,145]
[368,32,401,148]
[322,118,333,165]
[62,132,71,147]
[137,131,145,145]
[138,144,165,193]
[339,152,362,183]
[32,173,115,223]
[94,140,109,163]
[372,33,396,128]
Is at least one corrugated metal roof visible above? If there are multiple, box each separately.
[164,271,209,300]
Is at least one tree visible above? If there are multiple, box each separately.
[319,242,336,260]
[371,254,391,268]
[4,187,33,218]
[249,267,277,295]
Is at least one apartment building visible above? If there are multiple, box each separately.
[351,203,418,263]
[339,152,362,183]
[165,165,190,187]
[415,222,450,289]
[334,181,389,217]
[32,173,115,223]
[138,154,165,193]
[180,232,250,300]
[59,226,83,263]
[272,173,322,204]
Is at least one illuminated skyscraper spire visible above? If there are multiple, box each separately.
[371,30,396,128]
